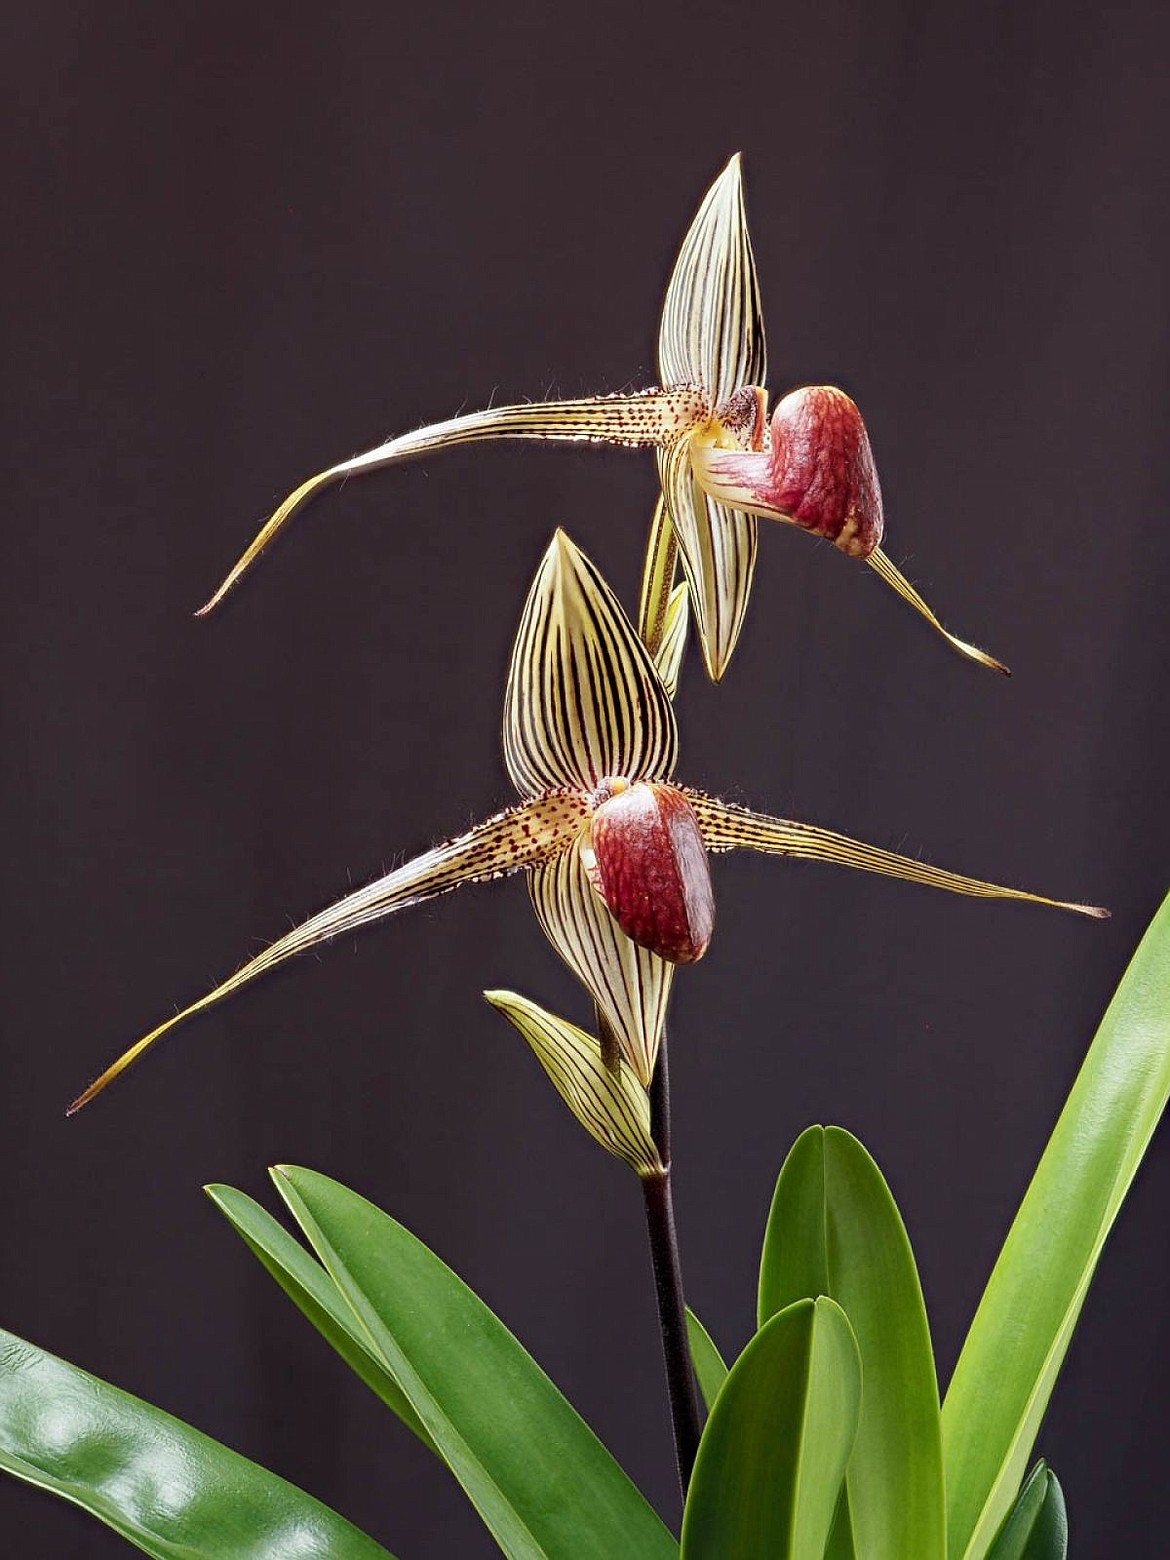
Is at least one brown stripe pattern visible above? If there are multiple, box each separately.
[198,388,707,615]
[486,990,662,1176]
[684,792,1107,917]
[503,531,679,798]
[527,843,675,1086]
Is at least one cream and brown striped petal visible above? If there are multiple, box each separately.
[68,793,589,1114]
[653,583,690,700]
[685,791,1108,918]
[527,840,674,1087]
[657,153,767,403]
[636,494,679,658]
[636,495,689,695]
[658,436,758,683]
[502,530,679,798]
[197,388,707,615]
[485,989,662,1176]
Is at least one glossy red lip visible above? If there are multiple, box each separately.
[765,385,883,558]
[587,781,715,964]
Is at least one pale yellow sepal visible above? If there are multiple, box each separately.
[503,530,678,797]
[654,584,690,699]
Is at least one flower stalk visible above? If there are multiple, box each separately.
[642,1035,701,1497]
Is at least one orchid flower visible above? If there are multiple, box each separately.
[71,532,1101,1115]
[197,157,1005,680]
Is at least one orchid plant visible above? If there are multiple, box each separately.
[2,156,1165,1560]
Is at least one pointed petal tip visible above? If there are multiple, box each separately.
[65,1071,114,1116]
[953,638,1011,676]
[703,648,731,684]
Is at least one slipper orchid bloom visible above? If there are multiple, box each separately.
[71,532,1101,1114]
[198,158,1005,680]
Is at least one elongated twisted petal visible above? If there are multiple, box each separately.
[528,841,674,1087]
[197,388,708,615]
[658,436,758,682]
[503,530,678,797]
[684,791,1108,918]
[867,548,1010,675]
[658,153,767,402]
[485,990,663,1176]
[67,793,590,1114]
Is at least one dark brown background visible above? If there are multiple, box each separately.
[4,1,1168,1554]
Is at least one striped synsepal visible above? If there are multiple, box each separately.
[653,583,690,699]
[636,494,693,697]
[502,530,679,797]
[67,794,589,1114]
[527,840,674,1087]
[196,387,707,616]
[657,154,767,404]
[637,494,679,658]
[658,437,758,683]
[685,792,1109,918]
[485,990,662,1176]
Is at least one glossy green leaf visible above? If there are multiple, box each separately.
[0,1326,394,1559]
[680,1297,861,1560]
[943,891,1170,1560]
[684,1307,728,1412]
[271,1166,678,1560]
[758,1125,945,1560]
[985,1463,1067,1560]
[205,1183,436,1455]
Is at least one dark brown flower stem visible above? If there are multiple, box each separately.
[643,1034,701,1499]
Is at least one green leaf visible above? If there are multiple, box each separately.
[680,1297,861,1560]
[205,1183,437,1455]
[758,1125,945,1560]
[684,1308,728,1412]
[271,1165,678,1560]
[0,1326,395,1559]
[985,1463,1068,1560]
[943,891,1170,1560]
